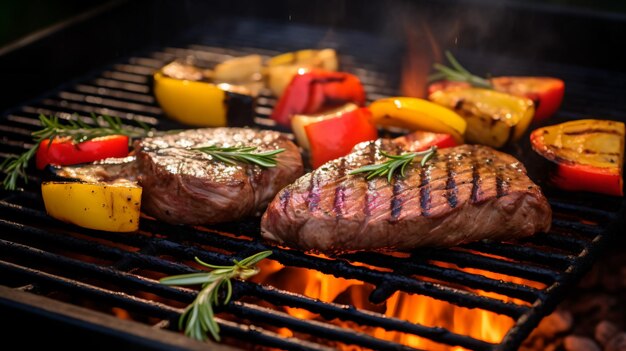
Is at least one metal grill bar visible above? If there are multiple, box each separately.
[0,260,332,351]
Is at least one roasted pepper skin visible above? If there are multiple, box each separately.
[429,88,534,148]
[369,97,466,144]
[429,77,564,122]
[290,103,358,150]
[270,70,366,126]
[491,77,564,122]
[42,182,142,232]
[530,119,624,196]
[266,49,338,97]
[305,107,377,168]
[36,135,129,170]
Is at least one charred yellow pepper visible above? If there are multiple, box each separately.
[531,119,624,196]
[42,182,142,232]
[369,97,467,143]
[429,88,534,148]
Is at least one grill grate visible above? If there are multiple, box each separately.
[1,19,625,351]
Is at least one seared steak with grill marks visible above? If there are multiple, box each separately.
[261,135,551,252]
[135,128,303,225]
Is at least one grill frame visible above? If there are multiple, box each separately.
[2,4,626,351]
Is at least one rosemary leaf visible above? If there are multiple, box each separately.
[193,145,284,168]
[1,113,151,191]
[350,146,437,182]
[160,251,272,342]
[430,51,493,89]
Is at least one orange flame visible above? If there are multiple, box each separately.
[252,257,546,351]
[400,23,442,98]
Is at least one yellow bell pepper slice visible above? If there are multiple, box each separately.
[369,97,467,143]
[153,71,228,127]
[42,182,142,232]
[429,88,534,148]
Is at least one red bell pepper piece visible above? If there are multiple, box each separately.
[530,119,624,196]
[271,69,366,126]
[305,107,377,168]
[550,162,622,196]
[397,130,458,152]
[36,135,130,169]
[491,77,564,122]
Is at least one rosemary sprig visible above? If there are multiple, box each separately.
[32,113,150,145]
[0,146,38,191]
[429,51,493,89]
[349,146,437,182]
[160,251,272,342]
[1,113,151,191]
[193,145,285,168]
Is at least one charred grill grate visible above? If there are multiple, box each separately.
[1,19,625,351]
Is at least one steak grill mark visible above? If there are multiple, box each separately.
[307,172,321,212]
[389,143,405,222]
[470,156,482,204]
[445,156,458,208]
[419,165,431,216]
[390,178,403,222]
[333,158,348,217]
[363,141,377,217]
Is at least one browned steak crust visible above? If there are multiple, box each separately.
[261,138,551,252]
[136,128,303,225]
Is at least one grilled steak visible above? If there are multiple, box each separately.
[57,128,303,225]
[136,128,303,225]
[261,136,551,252]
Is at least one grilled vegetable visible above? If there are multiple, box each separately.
[211,54,264,96]
[530,119,624,196]
[212,54,262,84]
[266,48,338,97]
[491,77,564,122]
[154,61,255,127]
[368,97,467,143]
[429,51,564,122]
[305,107,378,168]
[429,88,534,148]
[290,103,358,150]
[36,135,129,170]
[270,70,365,126]
[1,114,149,191]
[42,182,142,232]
